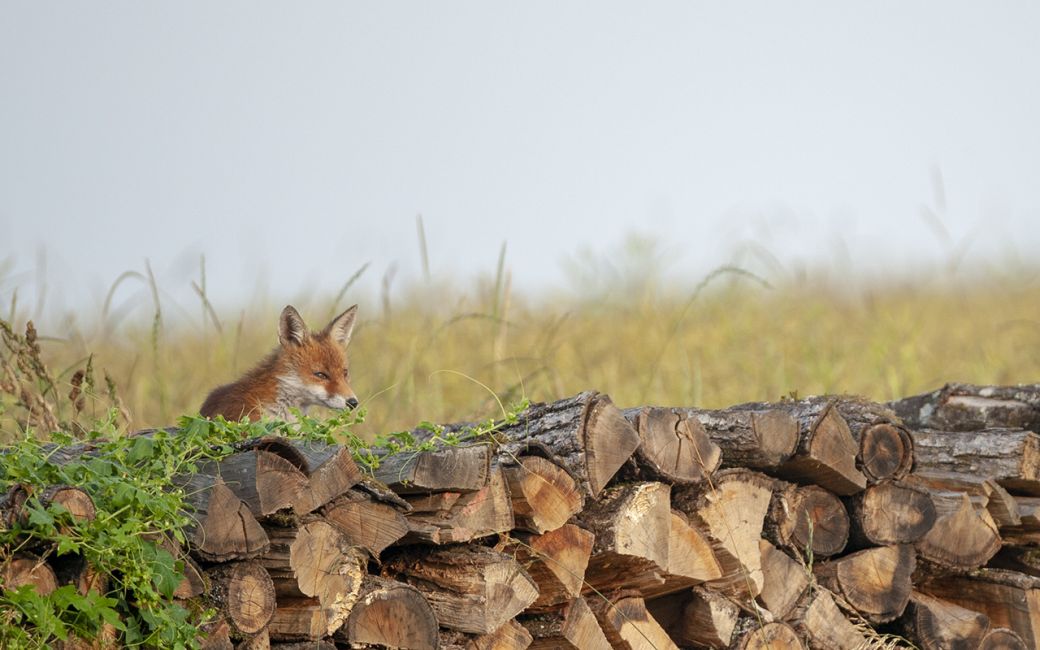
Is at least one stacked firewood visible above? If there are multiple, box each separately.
[9,385,1040,649]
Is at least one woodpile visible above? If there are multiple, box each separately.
[10,385,1040,648]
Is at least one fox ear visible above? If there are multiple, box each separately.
[325,305,358,346]
[279,306,308,347]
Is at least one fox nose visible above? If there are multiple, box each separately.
[346,397,359,410]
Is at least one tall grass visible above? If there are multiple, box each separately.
[3,249,1040,440]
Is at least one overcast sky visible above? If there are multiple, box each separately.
[2,2,1039,319]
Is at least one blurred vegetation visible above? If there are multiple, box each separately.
[3,238,1040,441]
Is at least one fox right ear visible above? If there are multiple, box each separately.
[278,305,308,347]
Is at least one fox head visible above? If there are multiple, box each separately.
[277,304,359,411]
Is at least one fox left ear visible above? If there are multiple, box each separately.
[325,305,358,346]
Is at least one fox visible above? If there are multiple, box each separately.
[199,305,360,421]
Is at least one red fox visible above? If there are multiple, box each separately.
[200,305,360,421]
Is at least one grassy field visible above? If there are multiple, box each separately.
[4,256,1040,440]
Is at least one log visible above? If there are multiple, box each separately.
[199,618,234,650]
[499,391,640,498]
[198,450,309,518]
[38,485,97,525]
[524,597,611,650]
[514,523,594,611]
[813,544,915,624]
[979,627,1029,650]
[768,397,868,495]
[756,540,809,620]
[575,481,670,594]
[267,599,328,642]
[386,545,538,635]
[672,469,773,598]
[375,443,491,495]
[206,561,277,638]
[440,620,532,650]
[590,593,679,650]
[237,628,270,650]
[787,586,869,650]
[502,455,583,533]
[644,510,723,597]
[900,590,990,650]
[765,482,849,559]
[921,569,1040,648]
[990,546,1040,577]
[620,407,722,484]
[239,436,363,513]
[911,428,1040,495]
[180,474,270,562]
[905,469,1018,529]
[846,480,937,548]
[402,465,514,544]
[657,586,739,648]
[334,576,438,650]
[729,621,804,650]
[260,520,365,636]
[914,492,1001,570]
[321,490,409,556]
[890,382,1040,432]
[825,396,914,482]
[1,553,57,595]
[50,553,109,597]
[675,404,799,469]
[269,643,335,650]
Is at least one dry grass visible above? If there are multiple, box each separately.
[3,252,1040,440]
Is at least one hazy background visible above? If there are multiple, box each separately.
[3,2,1039,321]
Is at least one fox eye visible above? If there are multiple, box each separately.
[313,371,329,380]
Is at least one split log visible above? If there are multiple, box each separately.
[333,576,438,650]
[524,597,611,650]
[499,391,640,498]
[900,590,990,650]
[266,599,329,642]
[756,540,809,620]
[890,382,1040,432]
[199,619,233,650]
[321,490,409,556]
[912,427,1040,495]
[620,407,722,484]
[239,436,363,514]
[765,482,849,559]
[269,643,335,650]
[375,443,491,495]
[644,510,723,597]
[846,480,937,548]
[575,481,670,594]
[813,544,915,624]
[237,628,270,650]
[729,621,804,650]
[914,492,1001,570]
[402,465,514,544]
[672,469,773,598]
[1,553,57,595]
[905,469,1018,529]
[675,404,799,469]
[180,474,270,562]
[259,520,365,636]
[502,455,583,533]
[787,586,869,650]
[921,569,1040,648]
[206,561,277,638]
[768,397,868,495]
[590,593,679,650]
[441,620,533,650]
[513,523,594,611]
[979,627,1029,650]
[198,450,309,518]
[652,586,739,648]
[386,545,538,635]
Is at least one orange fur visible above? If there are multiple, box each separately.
[200,305,359,421]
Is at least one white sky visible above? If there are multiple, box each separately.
[2,2,1039,319]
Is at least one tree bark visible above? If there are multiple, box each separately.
[198,450,310,518]
[673,404,800,470]
[401,465,514,545]
[375,444,492,495]
[180,474,270,562]
[767,397,868,495]
[890,383,1040,432]
[911,428,1040,495]
[237,436,363,514]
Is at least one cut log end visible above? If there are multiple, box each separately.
[860,423,914,482]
